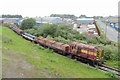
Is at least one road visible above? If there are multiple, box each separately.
[97,20,118,43]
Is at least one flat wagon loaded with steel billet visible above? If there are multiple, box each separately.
[14,29,24,35]
[45,40,56,48]
[51,42,70,55]
[36,37,49,47]
[37,37,70,55]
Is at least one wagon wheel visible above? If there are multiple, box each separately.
[76,57,80,61]
[63,52,67,56]
[70,54,75,59]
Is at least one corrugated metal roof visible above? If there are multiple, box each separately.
[49,18,65,23]
[34,17,62,23]
[77,20,93,23]
[77,18,94,23]
[2,18,19,23]
[36,21,48,23]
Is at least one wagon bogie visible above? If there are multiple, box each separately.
[70,54,75,59]
[15,29,24,35]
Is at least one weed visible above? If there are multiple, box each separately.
[95,66,98,70]
[3,37,12,44]
[105,71,117,78]
[45,48,50,53]
[49,49,53,53]
[38,46,44,50]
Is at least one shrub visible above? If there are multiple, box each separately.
[2,24,9,27]
[49,49,53,53]
[20,18,36,30]
[105,71,117,78]
[45,48,50,53]
[46,35,54,40]
[103,45,119,60]
[38,46,44,50]
[3,36,12,44]
[39,24,59,37]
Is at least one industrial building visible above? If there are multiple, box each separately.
[35,17,71,27]
[76,18,94,25]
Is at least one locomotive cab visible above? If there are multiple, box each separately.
[95,47,104,64]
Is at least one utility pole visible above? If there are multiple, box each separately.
[105,19,109,41]
[105,23,107,41]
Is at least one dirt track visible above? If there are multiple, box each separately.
[2,48,39,78]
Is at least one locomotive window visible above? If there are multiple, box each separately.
[97,51,99,56]
[77,47,81,53]
[89,49,92,52]
[71,46,73,49]
[72,47,73,49]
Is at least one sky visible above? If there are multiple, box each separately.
[0,0,119,17]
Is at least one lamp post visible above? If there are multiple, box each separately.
[105,23,107,40]
[105,20,109,41]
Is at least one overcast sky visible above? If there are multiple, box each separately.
[0,0,119,17]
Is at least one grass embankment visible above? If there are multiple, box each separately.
[0,26,2,79]
[96,23,108,40]
[2,26,110,78]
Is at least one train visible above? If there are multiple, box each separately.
[8,25,104,65]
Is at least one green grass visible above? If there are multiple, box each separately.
[96,23,102,33]
[96,23,108,40]
[104,60,119,69]
[2,26,110,78]
[0,26,2,80]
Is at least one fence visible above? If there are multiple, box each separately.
[109,24,120,32]
[94,20,100,36]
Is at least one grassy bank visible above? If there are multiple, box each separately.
[2,26,110,78]
[0,26,2,79]
[96,23,108,40]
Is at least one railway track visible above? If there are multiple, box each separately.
[99,65,120,77]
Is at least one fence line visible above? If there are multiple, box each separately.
[109,24,120,32]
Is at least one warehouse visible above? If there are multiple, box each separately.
[35,17,70,27]
[76,18,94,25]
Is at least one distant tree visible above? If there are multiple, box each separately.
[93,16,103,19]
[20,18,36,30]
[50,14,76,18]
[2,14,22,18]
[79,15,87,18]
